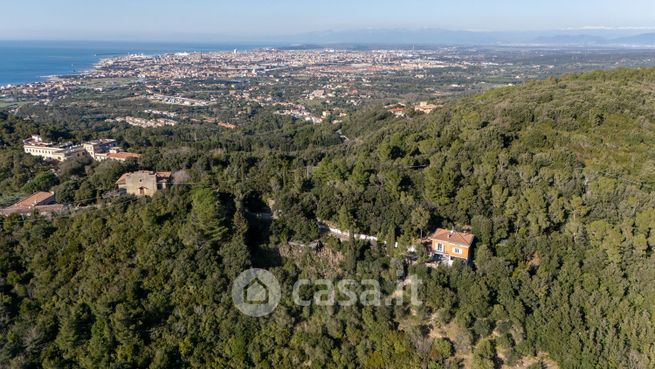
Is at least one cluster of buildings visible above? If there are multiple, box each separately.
[1,171,175,217]
[385,101,441,117]
[22,135,89,162]
[5,49,469,119]
[1,175,474,268]
[110,116,178,128]
[143,109,178,118]
[0,77,81,103]
[147,94,211,107]
[12,135,173,217]
[386,104,408,117]
[1,49,493,128]
[274,103,324,124]
[1,170,174,219]
[23,135,141,162]
[414,101,441,114]
[85,49,469,82]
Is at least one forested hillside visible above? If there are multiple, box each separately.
[1,68,655,369]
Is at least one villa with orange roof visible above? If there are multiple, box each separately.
[95,150,142,162]
[430,228,475,264]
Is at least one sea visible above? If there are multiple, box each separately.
[0,40,265,86]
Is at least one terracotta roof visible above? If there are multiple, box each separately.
[156,171,172,178]
[8,192,55,209]
[218,122,236,129]
[106,152,141,159]
[116,172,130,185]
[430,228,475,247]
[1,192,64,216]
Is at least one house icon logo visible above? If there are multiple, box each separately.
[232,268,281,317]
[244,277,269,304]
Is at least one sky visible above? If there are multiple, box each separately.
[2,0,655,41]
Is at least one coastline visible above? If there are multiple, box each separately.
[0,41,265,87]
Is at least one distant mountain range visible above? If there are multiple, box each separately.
[18,28,655,48]
[530,35,608,45]
[531,32,655,46]
[612,33,655,45]
[265,28,655,47]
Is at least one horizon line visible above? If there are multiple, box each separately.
[0,26,654,43]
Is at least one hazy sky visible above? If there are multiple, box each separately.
[2,0,655,40]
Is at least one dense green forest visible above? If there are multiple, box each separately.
[1,68,655,368]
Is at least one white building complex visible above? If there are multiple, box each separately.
[23,135,87,161]
[23,135,141,162]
